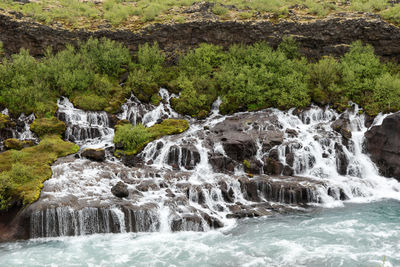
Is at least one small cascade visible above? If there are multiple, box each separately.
[0,109,38,151]
[118,88,178,127]
[57,97,114,148]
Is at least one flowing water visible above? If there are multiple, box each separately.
[0,200,399,266]
[1,89,400,266]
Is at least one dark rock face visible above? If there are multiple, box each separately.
[1,13,400,63]
[111,181,129,198]
[167,145,201,170]
[331,113,352,140]
[365,113,400,180]
[81,148,105,162]
[206,111,283,174]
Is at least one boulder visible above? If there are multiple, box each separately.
[81,148,105,162]
[111,181,129,198]
[3,138,34,150]
[331,113,352,140]
[365,112,400,180]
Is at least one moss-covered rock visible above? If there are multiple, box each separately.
[30,117,66,137]
[3,138,22,150]
[0,135,79,211]
[0,114,15,129]
[3,138,34,150]
[114,119,189,156]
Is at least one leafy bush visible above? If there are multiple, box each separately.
[0,38,131,116]
[127,42,167,102]
[340,41,386,107]
[309,56,342,105]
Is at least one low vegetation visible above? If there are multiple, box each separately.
[114,119,189,155]
[0,0,400,30]
[0,37,131,117]
[0,135,79,211]
[1,37,399,118]
[129,38,400,116]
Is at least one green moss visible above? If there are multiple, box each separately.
[113,119,189,155]
[0,135,79,210]
[30,117,66,137]
[3,138,33,150]
[0,114,15,129]
[243,160,251,169]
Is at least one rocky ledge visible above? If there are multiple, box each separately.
[0,11,399,62]
[0,157,346,241]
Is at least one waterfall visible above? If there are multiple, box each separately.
[0,109,38,151]
[57,98,114,149]
[27,90,400,238]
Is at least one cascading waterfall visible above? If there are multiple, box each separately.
[28,89,400,238]
[0,108,38,151]
[57,97,114,148]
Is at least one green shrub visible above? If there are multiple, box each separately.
[340,41,386,107]
[0,38,131,116]
[368,73,400,114]
[309,56,342,105]
[212,4,229,15]
[278,36,300,60]
[127,42,167,102]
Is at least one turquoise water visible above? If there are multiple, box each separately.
[1,200,399,267]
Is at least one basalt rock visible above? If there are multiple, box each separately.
[331,113,352,140]
[111,181,129,198]
[365,112,400,180]
[167,145,201,170]
[1,13,400,63]
[81,148,106,162]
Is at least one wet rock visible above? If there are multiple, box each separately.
[136,180,159,192]
[243,159,263,174]
[365,112,400,180]
[201,212,224,229]
[334,143,348,175]
[111,181,129,198]
[209,156,235,173]
[81,148,105,162]
[218,181,234,203]
[263,158,283,175]
[285,128,298,137]
[331,113,352,140]
[238,177,259,202]
[261,131,284,151]
[167,145,200,170]
[282,165,294,176]
[285,152,295,167]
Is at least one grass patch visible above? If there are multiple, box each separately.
[114,119,189,155]
[0,0,400,29]
[0,135,79,210]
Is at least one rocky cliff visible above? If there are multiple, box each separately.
[1,12,400,62]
